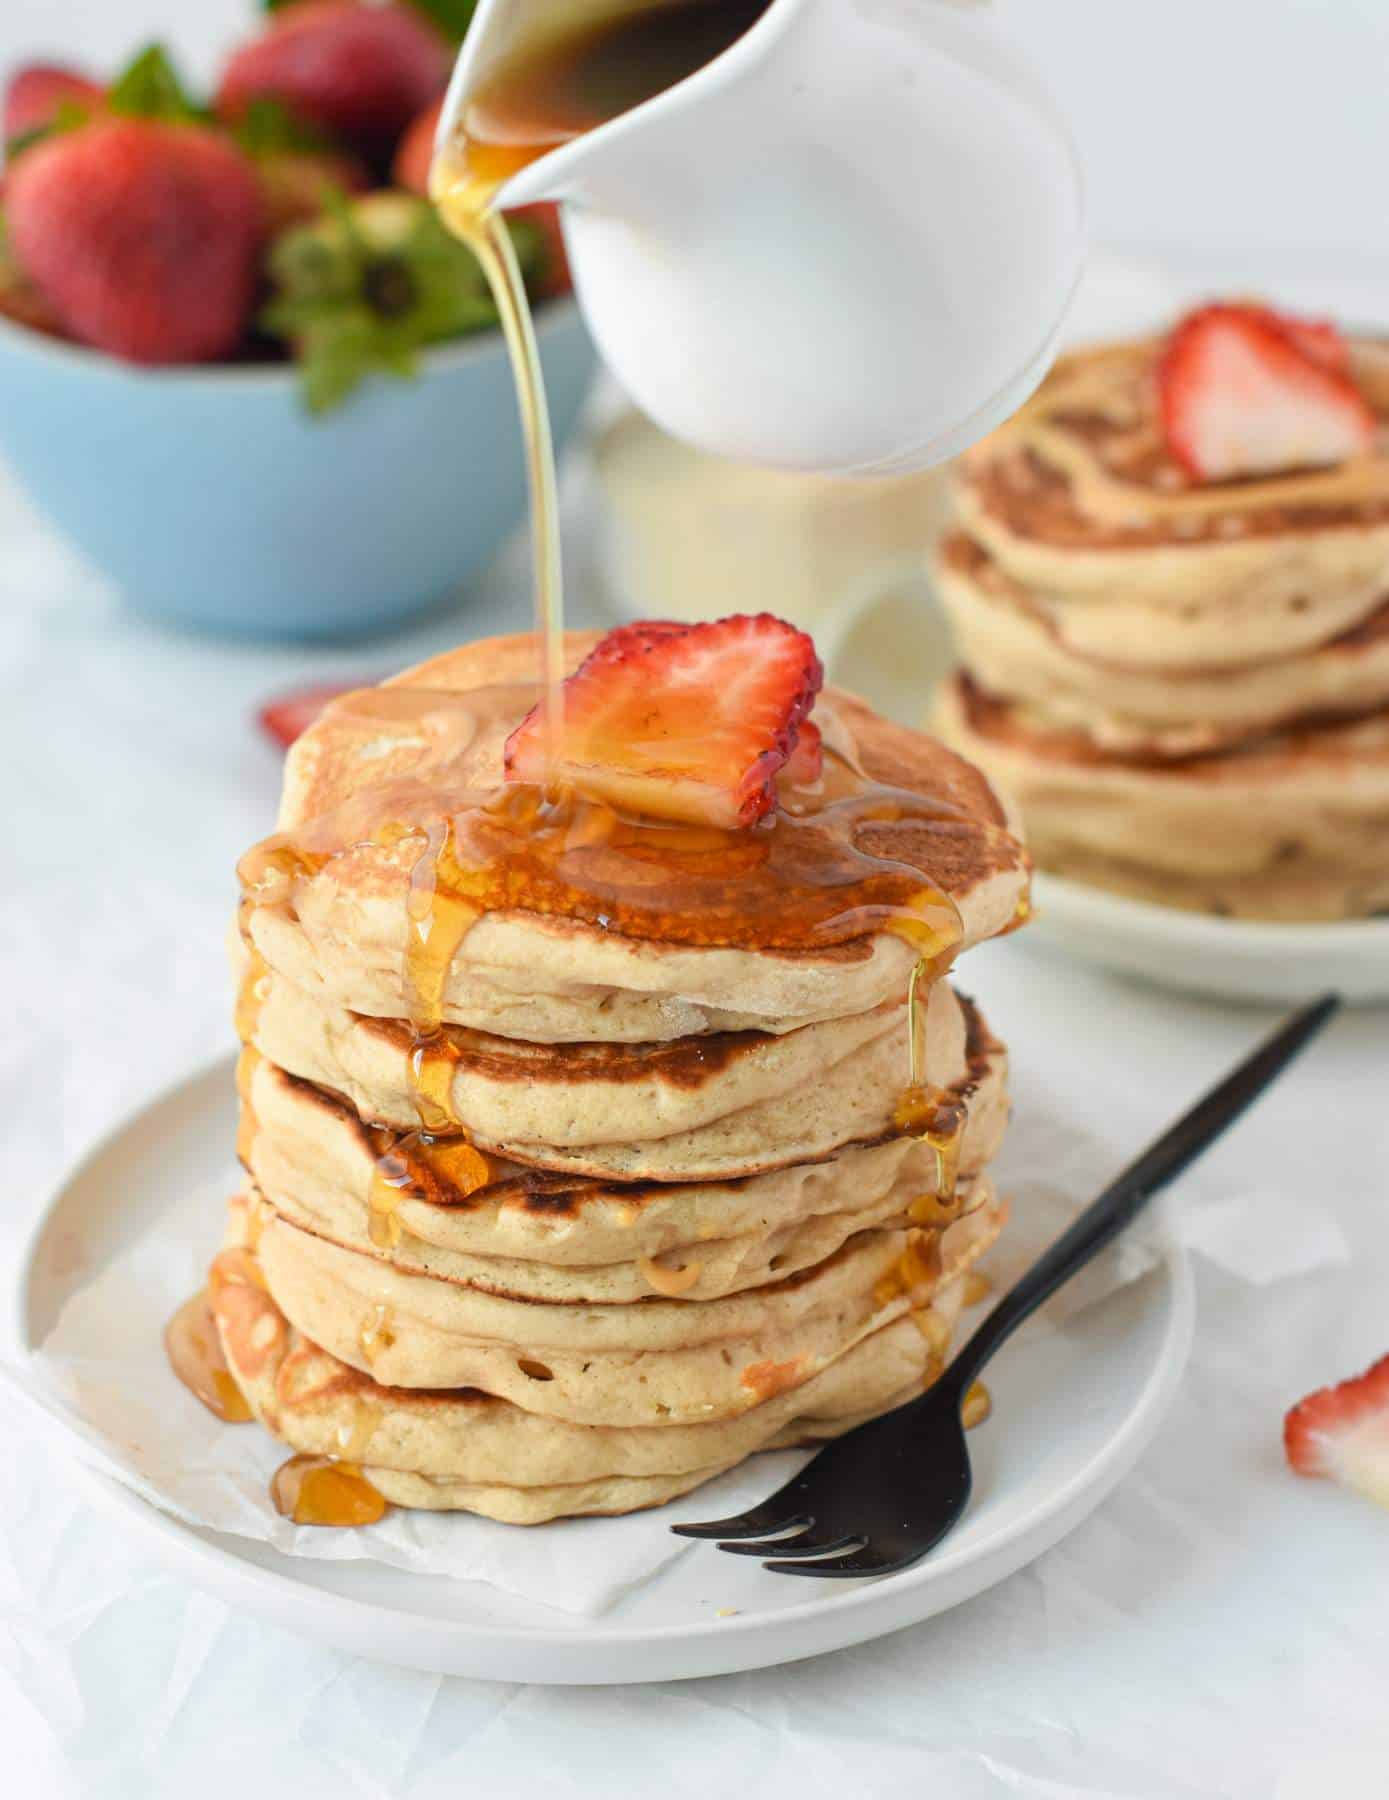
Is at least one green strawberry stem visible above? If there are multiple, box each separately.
[260,190,545,413]
[107,44,206,123]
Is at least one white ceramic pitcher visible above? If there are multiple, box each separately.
[437,0,1085,476]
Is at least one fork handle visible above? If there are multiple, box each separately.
[943,992,1340,1398]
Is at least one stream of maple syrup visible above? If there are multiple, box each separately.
[429,0,773,746]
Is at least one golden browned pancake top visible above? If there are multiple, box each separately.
[268,631,1028,944]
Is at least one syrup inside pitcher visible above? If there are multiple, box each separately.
[437,0,1082,478]
[458,0,772,189]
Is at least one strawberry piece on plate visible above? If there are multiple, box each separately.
[258,680,364,750]
[1285,1352,1389,1509]
[1158,303,1375,482]
[505,614,824,829]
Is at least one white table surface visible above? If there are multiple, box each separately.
[4,254,1389,1795]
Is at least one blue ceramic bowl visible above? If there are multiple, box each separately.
[0,299,596,639]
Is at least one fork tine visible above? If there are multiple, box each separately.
[720,1532,864,1561]
[764,1544,921,1579]
[669,1506,812,1542]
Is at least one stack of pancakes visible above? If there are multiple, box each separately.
[214,633,1030,1524]
[935,333,1389,919]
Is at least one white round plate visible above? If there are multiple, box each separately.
[13,1058,1194,1686]
[1031,873,1389,1007]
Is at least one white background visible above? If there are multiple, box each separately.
[3,3,1389,1797]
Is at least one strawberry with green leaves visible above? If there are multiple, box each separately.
[216,1,451,167]
[261,188,545,410]
[3,64,105,159]
[4,42,203,168]
[6,109,264,363]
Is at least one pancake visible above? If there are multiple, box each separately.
[241,1187,1006,1426]
[212,1242,973,1522]
[937,673,1389,920]
[952,337,1389,670]
[245,967,977,1180]
[238,632,1030,1045]
[199,624,1027,1525]
[937,531,1389,756]
[239,1011,1007,1303]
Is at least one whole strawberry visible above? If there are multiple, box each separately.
[6,118,264,363]
[4,63,105,151]
[216,1,449,166]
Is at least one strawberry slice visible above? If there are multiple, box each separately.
[1158,302,1375,481]
[1285,1352,1389,1509]
[258,680,365,749]
[504,613,823,828]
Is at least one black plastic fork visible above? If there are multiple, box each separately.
[672,992,1341,1579]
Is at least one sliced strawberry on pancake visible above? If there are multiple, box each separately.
[1285,1352,1389,1510]
[1158,302,1374,481]
[504,613,823,828]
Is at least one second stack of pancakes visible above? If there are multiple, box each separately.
[221,632,1030,1523]
[936,321,1389,920]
